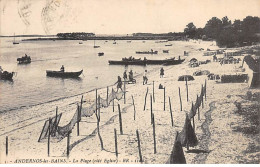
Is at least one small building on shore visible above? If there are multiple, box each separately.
[242,55,260,88]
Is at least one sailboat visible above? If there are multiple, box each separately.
[93,39,100,48]
[13,33,19,45]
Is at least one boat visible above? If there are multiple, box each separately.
[163,50,169,53]
[0,70,14,80]
[79,42,83,44]
[13,33,19,45]
[113,41,117,44]
[46,70,83,78]
[94,40,100,48]
[109,57,146,65]
[136,50,158,54]
[127,41,131,43]
[98,52,104,56]
[165,44,172,46]
[109,57,185,66]
[17,54,31,64]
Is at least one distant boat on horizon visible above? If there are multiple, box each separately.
[13,33,19,45]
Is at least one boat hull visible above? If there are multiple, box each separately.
[109,58,184,66]
[46,70,83,78]
[0,72,14,80]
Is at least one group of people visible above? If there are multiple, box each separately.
[115,67,165,91]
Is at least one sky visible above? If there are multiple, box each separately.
[0,0,260,35]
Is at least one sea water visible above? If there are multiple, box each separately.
[0,37,197,112]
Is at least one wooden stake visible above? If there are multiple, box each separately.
[152,114,156,154]
[98,95,101,122]
[179,87,182,111]
[107,86,109,106]
[6,136,8,156]
[136,130,143,163]
[113,98,115,112]
[67,131,70,157]
[201,84,204,108]
[118,104,123,135]
[96,89,98,114]
[77,104,80,136]
[153,81,155,102]
[95,106,104,150]
[163,87,166,111]
[124,78,126,104]
[186,78,189,102]
[48,118,51,157]
[192,102,195,132]
[132,95,136,120]
[205,80,207,101]
[114,128,118,157]
[150,95,153,124]
[169,97,174,127]
[197,95,200,120]
[143,87,148,111]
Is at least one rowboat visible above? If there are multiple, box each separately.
[98,52,104,56]
[17,55,31,64]
[109,57,185,66]
[136,50,158,54]
[0,71,14,80]
[46,70,83,78]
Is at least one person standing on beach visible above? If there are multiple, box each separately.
[60,65,65,72]
[160,67,164,78]
[129,70,134,81]
[143,70,148,85]
[115,76,123,92]
[123,70,127,80]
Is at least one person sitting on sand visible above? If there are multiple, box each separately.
[160,67,164,78]
[60,65,65,72]
[143,70,148,85]
[115,76,123,92]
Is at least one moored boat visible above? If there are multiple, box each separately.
[163,50,169,53]
[136,49,158,54]
[0,70,14,80]
[109,57,184,66]
[165,44,172,46]
[17,54,31,64]
[98,52,104,56]
[46,70,83,78]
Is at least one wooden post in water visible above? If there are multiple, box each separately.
[6,136,8,156]
[67,131,70,157]
[164,87,166,111]
[152,114,156,154]
[124,78,126,104]
[77,104,80,136]
[114,128,118,157]
[179,87,182,111]
[132,95,136,120]
[169,97,174,127]
[186,78,189,102]
[48,118,51,157]
[136,130,143,163]
[118,104,123,135]
[143,87,148,111]
[153,81,155,102]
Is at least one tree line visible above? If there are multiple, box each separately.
[184,16,260,47]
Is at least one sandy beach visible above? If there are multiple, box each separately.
[0,41,259,164]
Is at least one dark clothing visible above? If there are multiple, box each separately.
[123,72,127,80]
[129,71,133,81]
[116,77,122,92]
[160,68,164,78]
[60,66,65,72]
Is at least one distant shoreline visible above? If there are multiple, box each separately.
[21,36,188,41]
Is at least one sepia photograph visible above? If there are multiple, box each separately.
[0,0,259,164]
